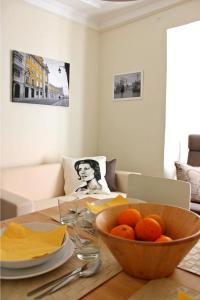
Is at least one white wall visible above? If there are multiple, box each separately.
[98,0,200,176]
[0,0,3,172]
[165,20,200,178]
[2,0,200,175]
[1,0,99,168]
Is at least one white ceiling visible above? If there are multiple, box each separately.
[24,0,188,31]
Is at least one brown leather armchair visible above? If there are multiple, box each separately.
[187,134,200,166]
[188,134,200,215]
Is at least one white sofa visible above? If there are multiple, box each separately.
[0,163,136,220]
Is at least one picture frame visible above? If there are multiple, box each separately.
[113,71,143,101]
[12,50,70,107]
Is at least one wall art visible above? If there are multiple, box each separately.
[12,50,70,107]
[113,71,143,101]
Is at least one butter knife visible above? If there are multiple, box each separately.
[27,264,87,297]
[34,274,78,300]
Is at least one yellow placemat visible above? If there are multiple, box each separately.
[1,242,122,300]
[127,278,200,300]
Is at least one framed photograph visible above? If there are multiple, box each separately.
[113,71,143,101]
[12,50,70,107]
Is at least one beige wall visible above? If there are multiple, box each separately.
[1,0,99,168]
[1,0,200,175]
[98,0,200,176]
[0,0,3,172]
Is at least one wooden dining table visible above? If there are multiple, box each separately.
[1,197,200,300]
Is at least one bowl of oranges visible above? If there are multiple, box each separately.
[95,203,200,279]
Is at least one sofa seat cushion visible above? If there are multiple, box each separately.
[32,192,127,212]
[2,163,64,201]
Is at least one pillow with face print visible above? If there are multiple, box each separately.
[62,156,111,195]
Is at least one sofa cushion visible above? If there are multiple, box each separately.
[175,162,200,203]
[105,159,117,192]
[2,163,64,201]
[62,156,110,196]
[32,192,126,212]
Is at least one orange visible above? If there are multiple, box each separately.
[117,208,142,228]
[146,214,166,234]
[135,217,162,241]
[110,224,135,240]
[155,235,173,242]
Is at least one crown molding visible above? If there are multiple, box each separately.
[98,0,190,31]
[24,0,99,30]
[80,0,102,8]
[24,0,190,32]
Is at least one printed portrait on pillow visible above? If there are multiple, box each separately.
[74,159,102,192]
[62,156,110,195]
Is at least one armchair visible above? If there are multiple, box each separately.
[187,134,200,166]
[188,134,200,215]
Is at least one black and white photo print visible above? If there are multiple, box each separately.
[74,159,102,192]
[113,71,143,101]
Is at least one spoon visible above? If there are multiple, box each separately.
[34,259,101,299]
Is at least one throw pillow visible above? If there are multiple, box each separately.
[105,159,117,192]
[62,156,110,196]
[175,161,200,204]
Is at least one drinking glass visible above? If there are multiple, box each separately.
[58,197,79,225]
[74,221,101,261]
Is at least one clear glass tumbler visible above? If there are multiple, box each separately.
[74,221,101,261]
[58,197,79,225]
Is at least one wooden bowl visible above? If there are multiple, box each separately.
[95,203,200,279]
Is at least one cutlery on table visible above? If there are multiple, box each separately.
[27,263,88,297]
[28,259,101,299]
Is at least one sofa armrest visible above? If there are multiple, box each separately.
[0,189,33,221]
[116,171,141,193]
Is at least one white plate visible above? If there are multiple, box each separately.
[0,222,69,269]
[0,239,74,280]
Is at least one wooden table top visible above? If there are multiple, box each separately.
[1,197,200,300]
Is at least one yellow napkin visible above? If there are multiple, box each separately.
[0,222,67,261]
[177,291,194,300]
[86,195,129,214]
